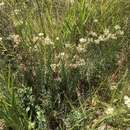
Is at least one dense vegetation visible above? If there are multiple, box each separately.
[0,0,130,129]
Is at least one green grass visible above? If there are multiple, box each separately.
[0,0,130,129]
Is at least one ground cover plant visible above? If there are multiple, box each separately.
[0,0,130,129]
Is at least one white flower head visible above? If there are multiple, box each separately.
[94,39,100,44]
[38,33,44,37]
[51,64,57,71]
[110,84,117,90]
[0,2,4,7]
[9,34,21,44]
[114,25,121,30]
[60,52,65,57]
[87,38,93,43]
[79,38,87,43]
[58,52,65,59]
[110,34,117,40]
[44,36,54,45]
[76,44,86,53]
[124,95,130,108]
[90,31,97,37]
[28,121,35,129]
[56,37,59,40]
[105,106,114,115]
[117,30,124,35]
[0,37,2,42]
[98,35,104,41]
[94,19,98,23]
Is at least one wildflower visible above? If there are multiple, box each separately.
[124,95,130,108]
[98,35,104,41]
[87,38,93,43]
[114,25,121,30]
[38,33,44,37]
[117,30,124,35]
[26,107,30,113]
[0,2,4,7]
[94,39,100,44]
[104,33,117,41]
[56,37,59,40]
[44,36,54,45]
[79,38,87,43]
[110,83,117,90]
[110,34,117,40]
[50,64,58,72]
[76,44,86,53]
[0,37,2,42]
[9,34,21,45]
[28,121,35,129]
[60,52,65,57]
[57,52,65,59]
[94,19,98,23]
[90,31,97,37]
[105,106,114,115]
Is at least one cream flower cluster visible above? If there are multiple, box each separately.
[78,25,124,46]
[105,106,114,115]
[124,95,130,108]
